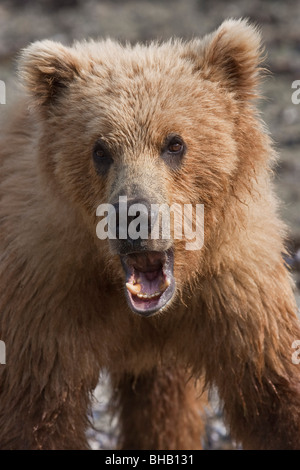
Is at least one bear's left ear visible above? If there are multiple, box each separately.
[186,19,264,100]
[18,40,81,108]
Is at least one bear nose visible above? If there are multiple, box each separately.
[112,198,156,246]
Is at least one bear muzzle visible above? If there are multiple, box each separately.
[121,248,176,317]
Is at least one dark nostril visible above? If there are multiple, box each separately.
[112,198,155,239]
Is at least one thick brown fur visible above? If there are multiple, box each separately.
[0,19,300,449]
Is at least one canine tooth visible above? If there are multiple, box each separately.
[159,278,170,292]
[126,282,141,295]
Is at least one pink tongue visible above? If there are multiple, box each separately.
[144,270,160,281]
[139,271,161,295]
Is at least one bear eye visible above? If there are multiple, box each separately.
[161,134,186,169]
[167,141,184,154]
[94,148,105,158]
[92,140,113,175]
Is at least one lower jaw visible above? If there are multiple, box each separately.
[125,282,176,317]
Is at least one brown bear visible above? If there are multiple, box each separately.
[0,19,300,450]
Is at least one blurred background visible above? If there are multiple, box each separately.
[0,0,299,450]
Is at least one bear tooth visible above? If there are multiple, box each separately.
[126,282,141,295]
[159,278,170,292]
[134,291,162,300]
[149,292,160,298]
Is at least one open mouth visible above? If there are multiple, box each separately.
[121,249,175,316]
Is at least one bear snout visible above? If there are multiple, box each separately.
[107,196,172,255]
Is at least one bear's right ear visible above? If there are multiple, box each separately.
[18,40,81,109]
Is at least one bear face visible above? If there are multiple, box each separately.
[18,19,264,316]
